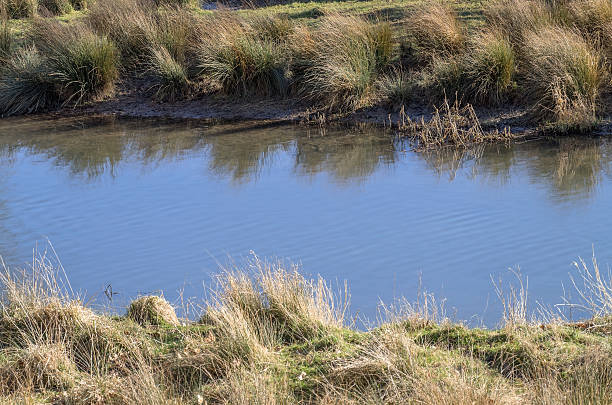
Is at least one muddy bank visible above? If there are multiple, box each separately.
[53,91,612,139]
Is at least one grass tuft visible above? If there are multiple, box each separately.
[403,2,466,64]
[32,20,120,105]
[127,295,180,326]
[197,15,288,97]
[294,14,393,111]
[464,30,516,104]
[0,46,57,116]
[522,26,607,131]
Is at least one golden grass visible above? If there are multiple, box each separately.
[0,0,611,131]
[0,248,611,404]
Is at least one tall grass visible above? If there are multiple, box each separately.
[0,47,57,116]
[31,20,120,105]
[484,0,553,49]
[294,14,393,111]
[1,248,612,403]
[147,45,191,102]
[522,26,607,131]
[464,30,516,104]
[87,0,157,62]
[197,15,289,97]
[403,2,466,64]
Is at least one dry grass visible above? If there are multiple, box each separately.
[400,98,513,149]
[403,2,466,64]
[294,14,393,111]
[521,26,607,131]
[0,248,612,403]
[127,295,180,326]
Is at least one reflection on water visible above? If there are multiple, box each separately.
[1,118,610,199]
[0,116,611,324]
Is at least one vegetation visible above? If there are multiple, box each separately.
[0,0,610,135]
[1,250,612,404]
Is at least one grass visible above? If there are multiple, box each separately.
[0,0,610,134]
[294,14,393,111]
[521,26,607,132]
[0,46,57,116]
[196,15,289,97]
[1,249,612,404]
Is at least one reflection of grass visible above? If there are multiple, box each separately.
[418,137,612,202]
[3,249,612,403]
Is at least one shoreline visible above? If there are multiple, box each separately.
[48,91,612,143]
[0,254,611,403]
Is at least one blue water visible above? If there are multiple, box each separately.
[0,117,610,325]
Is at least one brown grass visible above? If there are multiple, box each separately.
[0,248,612,404]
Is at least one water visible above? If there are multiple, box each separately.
[1,116,611,325]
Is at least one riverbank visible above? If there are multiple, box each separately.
[1,0,611,145]
[1,253,611,404]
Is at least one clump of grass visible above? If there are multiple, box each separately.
[522,26,607,131]
[376,68,414,107]
[401,98,512,148]
[1,0,37,18]
[87,0,156,62]
[197,15,288,97]
[127,295,180,326]
[417,56,466,101]
[31,20,120,105]
[464,30,516,104]
[0,343,76,395]
[294,14,394,111]
[567,0,612,60]
[0,46,58,116]
[484,0,553,49]
[37,0,72,15]
[250,14,294,43]
[154,6,201,67]
[403,2,466,64]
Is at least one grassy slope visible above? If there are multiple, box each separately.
[1,255,612,404]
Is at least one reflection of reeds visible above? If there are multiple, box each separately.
[294,131,397,184]
[418,135,612,202]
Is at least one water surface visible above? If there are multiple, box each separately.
[1,117,610,325]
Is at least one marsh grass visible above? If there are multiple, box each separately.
[376,67,414,107]
[0,46,57,116]
[147,45,191,102]
[522,26,607,131]
[197,15,289,97]
[1,248,612,403]
[0,0,611,134]
[464,30,516,104]
[294,14,393,111]
[87,0,157,62]
[30,20,119,105]
[403,2,466,64]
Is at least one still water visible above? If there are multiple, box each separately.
[0,116,610,325]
